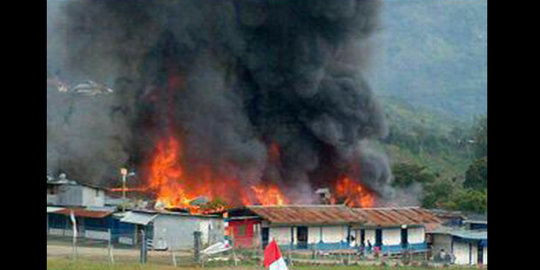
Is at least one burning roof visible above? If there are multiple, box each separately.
[245,205,440,227]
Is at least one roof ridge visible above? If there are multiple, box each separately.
[247,204,347,208]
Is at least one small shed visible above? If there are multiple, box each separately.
[119,210,224,251]
[429,227,487,265]
[225,208,262,248]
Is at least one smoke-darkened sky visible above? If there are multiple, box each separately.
[47,0,405,204]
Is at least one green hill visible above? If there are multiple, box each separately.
[369,0,487,122]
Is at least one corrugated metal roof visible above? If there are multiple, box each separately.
[54,208,114,219]
[245,205,441,227]
[246,205,365,225]
[120,211,157,225]
[430,226,487,240]
[352,207,441,227]
[47,206,65,213]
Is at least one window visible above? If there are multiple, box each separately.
[95,189,100,197]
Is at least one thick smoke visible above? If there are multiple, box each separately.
[47,0,397,203]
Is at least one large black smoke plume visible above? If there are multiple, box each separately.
[47,0,397,204]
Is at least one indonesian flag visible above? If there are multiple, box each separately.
[264,240,288,270]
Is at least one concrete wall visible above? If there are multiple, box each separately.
[57,185,83,206]
[453,241,470,265]
[81,187,105,207]
[431,234,452,254]
[199,218,224,246]
[51,184,105,207]
[152,215,223,251]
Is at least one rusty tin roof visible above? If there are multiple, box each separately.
[352,207,441,227]
[246,205,440,227]
[247,205,361,225]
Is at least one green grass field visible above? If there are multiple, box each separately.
[47,258,483,270]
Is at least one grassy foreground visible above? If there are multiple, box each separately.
[47,258,482,270]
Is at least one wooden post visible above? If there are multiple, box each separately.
[170,237,177,267]
[140,229,147,264]
[194,231,202,264]
[108,229,115,264]
[230,231,238,266]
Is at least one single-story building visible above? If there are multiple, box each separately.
[119,209,224,251]
[47,206,136,243]
[227,205,440,254]
[429,227,487,265]
[47,174,107,207]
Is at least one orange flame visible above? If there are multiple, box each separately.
[146,136,290,213]
[250,184,288,205]
[332,177,375,208]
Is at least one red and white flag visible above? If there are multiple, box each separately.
[264,240,288,270]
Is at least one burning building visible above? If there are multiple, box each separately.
[47,0,404,213]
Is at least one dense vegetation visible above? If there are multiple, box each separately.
[379,99,487,213]
[366,0,487,213]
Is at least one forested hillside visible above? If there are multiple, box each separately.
[369,0,487,122]
[364,0,487,213]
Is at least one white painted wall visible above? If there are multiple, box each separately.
[382,228,401,246]
[269,227,291,245]
[472,243,478,264]
[321,226,347,243]
[49,228,64,236]
[81,187,105,207]
[308,226,322,244]
[453,241,470,265]
[86,230,110,240]
[408,227,425,244]
[365,229,375,245]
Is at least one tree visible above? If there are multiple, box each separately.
[464,157,487,190]
[392,162,436,187]
[472,115,487,158]
[421,178,457,209]
[449,188,487,213]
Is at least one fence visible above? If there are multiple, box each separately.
[47,226,445,268]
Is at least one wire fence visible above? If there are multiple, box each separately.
[47,227,449,268]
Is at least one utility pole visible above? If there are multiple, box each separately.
[120,168,128,212]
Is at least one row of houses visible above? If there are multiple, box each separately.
[46,176,486,265]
